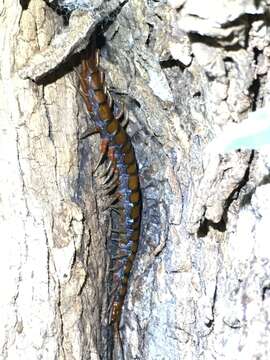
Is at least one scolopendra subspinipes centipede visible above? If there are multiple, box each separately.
[79,42,142,359]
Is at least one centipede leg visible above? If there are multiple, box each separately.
[120,110,129,128]
[107,91,113,108]
[111,253,128,260]
[93,153,106,174]
[110,206,121,214]
[80,125,99,139]
[108,281,120,298]
[102,172,119,194]
[93,138,109,173]
[99,69,105,85]
[95,48,100,67]
[98,159,113,178]
[107,288,121,325]
[114,102,128,126]
[114,102,123,119]
[109,263,123,272]
[111,229,120,234]
[102,193,121,211]
[111,229,127,237]
[102,173,119,191]
[101,166,115,184]
[103,180,119,196]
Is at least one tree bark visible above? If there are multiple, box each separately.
[1,0,270,359]
[0,1,105,359]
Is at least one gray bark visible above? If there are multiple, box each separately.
[1,0,270,359]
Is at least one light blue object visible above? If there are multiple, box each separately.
[225,127,270,151]
[223,106,270,152]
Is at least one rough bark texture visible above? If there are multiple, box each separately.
[1,0,270,359]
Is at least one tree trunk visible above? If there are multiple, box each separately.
[1,0,270,359]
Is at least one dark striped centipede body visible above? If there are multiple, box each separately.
[80,47,142,348]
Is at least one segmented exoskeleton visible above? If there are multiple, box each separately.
[80,45,142,358]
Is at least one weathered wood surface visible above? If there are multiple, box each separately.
[1,0,270,359]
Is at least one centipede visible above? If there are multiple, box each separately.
[79,43,142,359]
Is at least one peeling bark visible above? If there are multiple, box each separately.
[1,0,270,359]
